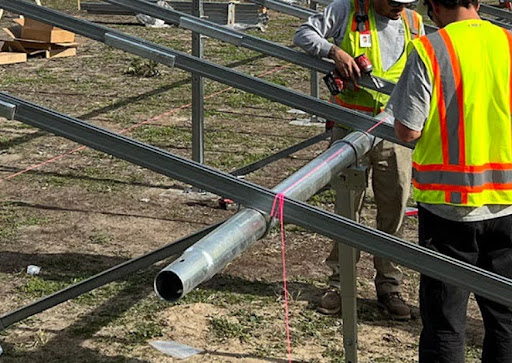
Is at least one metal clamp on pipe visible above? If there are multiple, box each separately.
[0,100,16,120]
[105,33,176,68]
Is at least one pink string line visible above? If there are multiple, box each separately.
[270,192,292,362]
[269,113,391,361]
[0,63,291,183]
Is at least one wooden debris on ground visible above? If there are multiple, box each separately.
[0,17,79,65]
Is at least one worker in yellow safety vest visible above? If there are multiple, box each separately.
[387,0,512,359]
[294,0,423,320]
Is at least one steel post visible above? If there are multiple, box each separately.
[336,166,368,363]
[192,0,204,164]
[154,130,375,301]
[309,0,320,124]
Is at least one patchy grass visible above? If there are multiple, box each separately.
[18,277,70,298]
[0,203,46,242]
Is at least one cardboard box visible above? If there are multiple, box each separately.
[0,51,27,65]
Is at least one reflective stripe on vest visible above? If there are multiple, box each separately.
[411,21,512,206]
[337,0,423,115]
[403,9,420,39]
[419,30,464,167]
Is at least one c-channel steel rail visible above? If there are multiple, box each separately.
[479,3,512,23]
[104,0,395,94]
[0,0,407,147]
[0,222,222,330]
[2,92,512,307]
[258,0,509,31]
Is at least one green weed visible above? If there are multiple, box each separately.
[209,315,250,342]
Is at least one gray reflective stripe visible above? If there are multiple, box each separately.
[404,9,418,36]
[427,32,462,165]
[450,192,462,204]
[413,168,512,186]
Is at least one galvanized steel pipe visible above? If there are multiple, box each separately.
[155,130,377,301]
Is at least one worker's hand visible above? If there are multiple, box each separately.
[328,45,361,82]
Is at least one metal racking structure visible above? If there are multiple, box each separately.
[2,1,512,361]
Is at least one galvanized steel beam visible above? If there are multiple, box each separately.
[0,0,405,146]
[480,4,512,23]
[3,93,512,308]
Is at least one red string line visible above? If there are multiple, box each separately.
[0,63,291,183]
[270,113,390,361]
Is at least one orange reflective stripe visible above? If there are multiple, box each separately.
[333,96,376,113]
[413,180,512,193]
[413,161,512,172]
[402,10,419,39]
[439,29,465,166]
[351,0,359,32]
[461,192,468,204]
[420,36,450,165]
[351,0,370,32]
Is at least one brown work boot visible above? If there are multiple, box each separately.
[317,289,341,315]
[378,292,411,321]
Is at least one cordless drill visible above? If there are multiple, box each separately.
[323,54,374,96]
[323,54,375,131]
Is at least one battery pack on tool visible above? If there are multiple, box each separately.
[323,71,344,96]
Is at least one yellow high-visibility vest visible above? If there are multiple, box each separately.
[410,20,512,206]
[334,0,423,115]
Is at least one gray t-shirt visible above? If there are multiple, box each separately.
[293,0,417,71]
[385,50,512,222]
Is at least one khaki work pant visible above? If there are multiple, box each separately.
[326,126,412,296]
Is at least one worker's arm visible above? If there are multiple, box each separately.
[385,50,432,141]
[395,119,422,142]
[293,0,351,58]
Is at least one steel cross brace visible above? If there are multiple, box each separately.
[2,93,512,307]
[0,223,222,330]
[0,0,406,146]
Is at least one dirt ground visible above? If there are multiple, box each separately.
[0,2,489,362]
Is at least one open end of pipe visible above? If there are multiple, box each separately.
[154,271,184,302]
